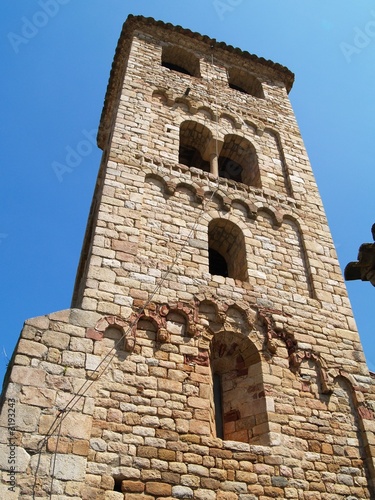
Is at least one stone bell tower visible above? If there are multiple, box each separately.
[2,15,375,499]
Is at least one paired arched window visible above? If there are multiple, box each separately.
[208,219,248,281]
[218,134,261,187]
[178,122,261,187]
[179,121,211,172]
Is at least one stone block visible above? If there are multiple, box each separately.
[49,310,71,322]
[0,484,20,499]
[25,315,50,330]
[121,480,145,493]
[0,444,30,472]
[15,403,42,432]
[52,454,87,481]
[17,339,48,358]
[86,353,101,371]
[10,366,46,387]
[172,485,194,498]
[62,351,85,367]
[70,337,94,353]
[145,481,172,496]
[158,378,182,393]
[70,308,102,328]
[42,330,70,349]
[20,386,56,407]
[61,412,93,440]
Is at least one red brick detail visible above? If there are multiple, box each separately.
[224,409,240,423]
[112,239,138,255]
[85,328,103,341]
[185,351,210,366]
[358,405,375,420]
[85,315,134,351]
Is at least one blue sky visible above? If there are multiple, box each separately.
[1,1,375,384]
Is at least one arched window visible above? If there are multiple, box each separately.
[179,121,211,172]
[227,68,264,98]
[208,219,248,281]
[162,46,200,77]
[219,134,261,187]
[210,331,263,443]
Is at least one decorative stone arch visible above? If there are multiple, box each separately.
[289,349,333,394]
[151,88,173,106]
[144,172,168,193]
[204,192,231,213]
[85,315,134,351]
[282,215,315,299]
[244,119,263,135]
[263,127,293,197]
[129,302,199,347]
[219,113,241,133]
[196,106,215,121]
[173,182,205,204]
[256,206,283,227]
[218,133,261,187]
[197,296,260,336]
[231,198,257,219]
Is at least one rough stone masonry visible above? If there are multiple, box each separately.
[1,14,375,500]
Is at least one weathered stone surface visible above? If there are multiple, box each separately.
[61,413,93,440]
[52,454,87,481]
[15,404,42,432]
[0,444,30,472]
[42,330,70,349]
[0,484,20,499]
[172,485,194,498]
[17,339,48,358]
[10,366,46,387]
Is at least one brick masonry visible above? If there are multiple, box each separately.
[1,15,375,499]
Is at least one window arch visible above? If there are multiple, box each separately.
[179,121,211,172]
[162,46,200,77]
[227,68,264,98]
[208,219,248,281]
[210,331,263,443]
[219,134,261,187]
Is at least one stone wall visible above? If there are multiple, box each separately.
[1,305,375,498]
